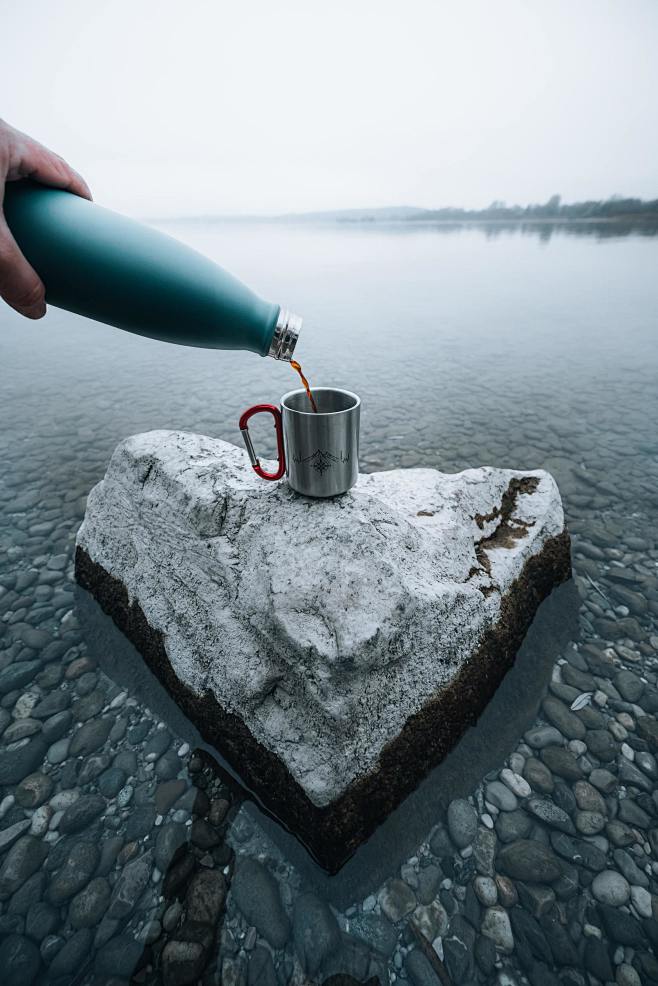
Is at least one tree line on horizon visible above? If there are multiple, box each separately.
[415,194,658,222]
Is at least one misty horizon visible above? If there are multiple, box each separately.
[3,1,657,218]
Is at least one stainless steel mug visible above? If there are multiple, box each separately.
[239,387,360,497]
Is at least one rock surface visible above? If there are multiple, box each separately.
[76,430,570,870]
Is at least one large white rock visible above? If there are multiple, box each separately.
[76,430,569,868]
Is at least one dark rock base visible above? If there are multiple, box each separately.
[75,531,571,873]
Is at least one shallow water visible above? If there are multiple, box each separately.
[1,221,658,984]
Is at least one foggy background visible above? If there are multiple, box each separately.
[2,0,657,217]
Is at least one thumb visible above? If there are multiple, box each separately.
[0,212,46,318]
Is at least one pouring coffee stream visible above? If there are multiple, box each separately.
[290,359,318,413]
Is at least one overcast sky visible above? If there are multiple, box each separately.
[3,0,657,217]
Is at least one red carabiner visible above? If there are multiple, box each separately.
[239,404,286,480]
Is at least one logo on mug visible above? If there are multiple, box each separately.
[293,449,350,475]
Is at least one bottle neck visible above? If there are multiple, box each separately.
[268,308,302,361]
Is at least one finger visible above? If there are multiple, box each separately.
[22,145,92,200]
[0,213,46,318]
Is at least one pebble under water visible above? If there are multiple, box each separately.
[1,220,658,985]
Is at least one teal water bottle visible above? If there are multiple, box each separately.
[3,180,301,360]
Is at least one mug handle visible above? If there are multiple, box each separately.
[239,404,286,480]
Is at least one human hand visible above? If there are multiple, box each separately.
[0,118,91,319]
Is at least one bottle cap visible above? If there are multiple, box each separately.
[268,308,302,361]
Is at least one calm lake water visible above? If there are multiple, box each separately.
[1,221,658,985]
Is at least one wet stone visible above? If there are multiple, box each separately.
[191,818,220,850]
[349,912,397,957]
[25,901,59,941]
[606,819,636,847]
[155,779,187,814]
[591,869,630,905]
[542,697,586,740]
[97,766,127,798]
[31,690,70,719]
[0,819,31,853]
[59,794,105,834]
[68,876,111,928]
[540,746,583,781]
[0,836,49,901]
[522,757,555,794]
[161,939,206,986]
[525,796,576,834]
[495,809,532,842]
[0,663,40,697]
[125,805,157,841]
[485,780,518,812]
[48,929,93,979]
[68,717,113,756]
[47,841,100,905]
[585,729,618,762]
[497,840,563,883]
[614,848,649,888]
[155,822,188,871]
[472,826,496,876]
[8,871,46,915]
[230,858,290,948]
[77,754,110,786]
[616,670,645,703]
[0,737,47,786]
[72,689,106,721]
[618,797,651,828]
[15,772,53,809]
[3,718,41,743]
[41,710,72,744]
[185,868,226,925]
[589,767,617,794]
[95,934,143,979]
[550,831,607,871]
[0,933,41,986]
[107,850,153,920]
[293,892,341,977]
[46,737,70,764]
[446,798,478,848]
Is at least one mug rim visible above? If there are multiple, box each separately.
[280,387,361,416]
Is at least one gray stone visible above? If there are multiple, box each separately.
[0,738,48,786]
[485,780,518,812]
[0,819,31,854]
[524,725,564,749]
[378,878,417,922]
[348,912,397,957]
[247,946,277,986]
[549,831,607,871]
[25,901,58,941]
[293,892,341,977]
[447,798,478,848]
[230,858,289,948]
[496,809,532,844]
[618,797,651,828]
[497,840,562,883]
[405,949,441,986]
[48,929,93,978]
[540,746,583,780]
[155,822,188,871]
[522,757,554,793]
[59,794,105,834]
[542,697,586,740]
[615,670,644,703]
[0,837,48,901]
[161,940,206,986]
[98,767,126,798]
[525,796,576,834]
[481,905,514,952]
[95,935,144,978]
[15,772,53,809]
[47,842,100,905]
[473,826,496,876]
[613,849,649,888]
[68,877,111,928]
[68,717,113,756]
[0,934,40,986]
[77,431,567,811]
[107,850,153,919]
[591,870,630,906]
[184,869,226,925]
[0,661,40,695]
